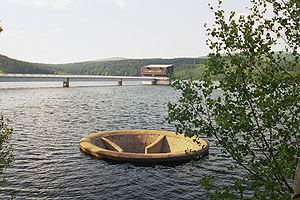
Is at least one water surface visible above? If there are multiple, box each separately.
[0,80,235,199]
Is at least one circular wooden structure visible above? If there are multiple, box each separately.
[80,129,209,164]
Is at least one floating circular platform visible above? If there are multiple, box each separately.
[80,129,209,164]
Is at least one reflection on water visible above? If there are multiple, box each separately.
[0,81,235,199]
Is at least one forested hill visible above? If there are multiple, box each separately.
[1,53,297,79]
[0,54,55,74]
[0,54,208,78]
[51,57,207,77]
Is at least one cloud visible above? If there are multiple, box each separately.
[0,28,27,50]
[52,28,62,34]
[115,0,136,9]
[115,0,127,9]
[12,0,72,9]
[0,28,26,39]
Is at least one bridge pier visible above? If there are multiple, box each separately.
[142,79,171,85]
[63,78,69,87]
[156,79,171,85]
[117,79,122,86]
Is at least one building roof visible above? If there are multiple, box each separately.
[143,64,173,68]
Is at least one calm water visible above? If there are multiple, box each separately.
[0,80,235,199]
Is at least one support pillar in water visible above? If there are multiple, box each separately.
[63,78,69,87]
[117,78,122,86]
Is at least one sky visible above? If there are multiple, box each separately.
[0,0,251,64]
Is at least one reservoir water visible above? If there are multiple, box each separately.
[0,80,236,199]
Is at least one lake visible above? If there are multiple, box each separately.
[0,80,235,199]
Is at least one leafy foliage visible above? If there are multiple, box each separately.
[0,21,14,186]
[167,0,299,199]
[0,114,13,185]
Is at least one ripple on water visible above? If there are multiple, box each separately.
[0,82,238,199]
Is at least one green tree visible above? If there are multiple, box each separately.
[0,23,14,189]
[0,114,13,185]
[0,24,2,73]
[167,0,299,199]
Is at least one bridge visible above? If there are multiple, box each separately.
[0,73,171,87]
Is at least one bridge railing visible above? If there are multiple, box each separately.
[0,73,171,87]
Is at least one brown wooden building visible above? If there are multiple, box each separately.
[140,64,173,77]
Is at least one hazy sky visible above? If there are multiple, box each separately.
[0,0,250,64]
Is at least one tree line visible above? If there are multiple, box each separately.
[0,53,298,80]
[0,54,209,78]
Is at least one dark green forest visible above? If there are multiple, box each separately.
[0,54,54,74]
[0,54,208,79]
[1,53,298,80]
[51,57,208,77]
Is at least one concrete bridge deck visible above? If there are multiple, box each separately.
[0,73,171,86]
[0,73,169,80]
